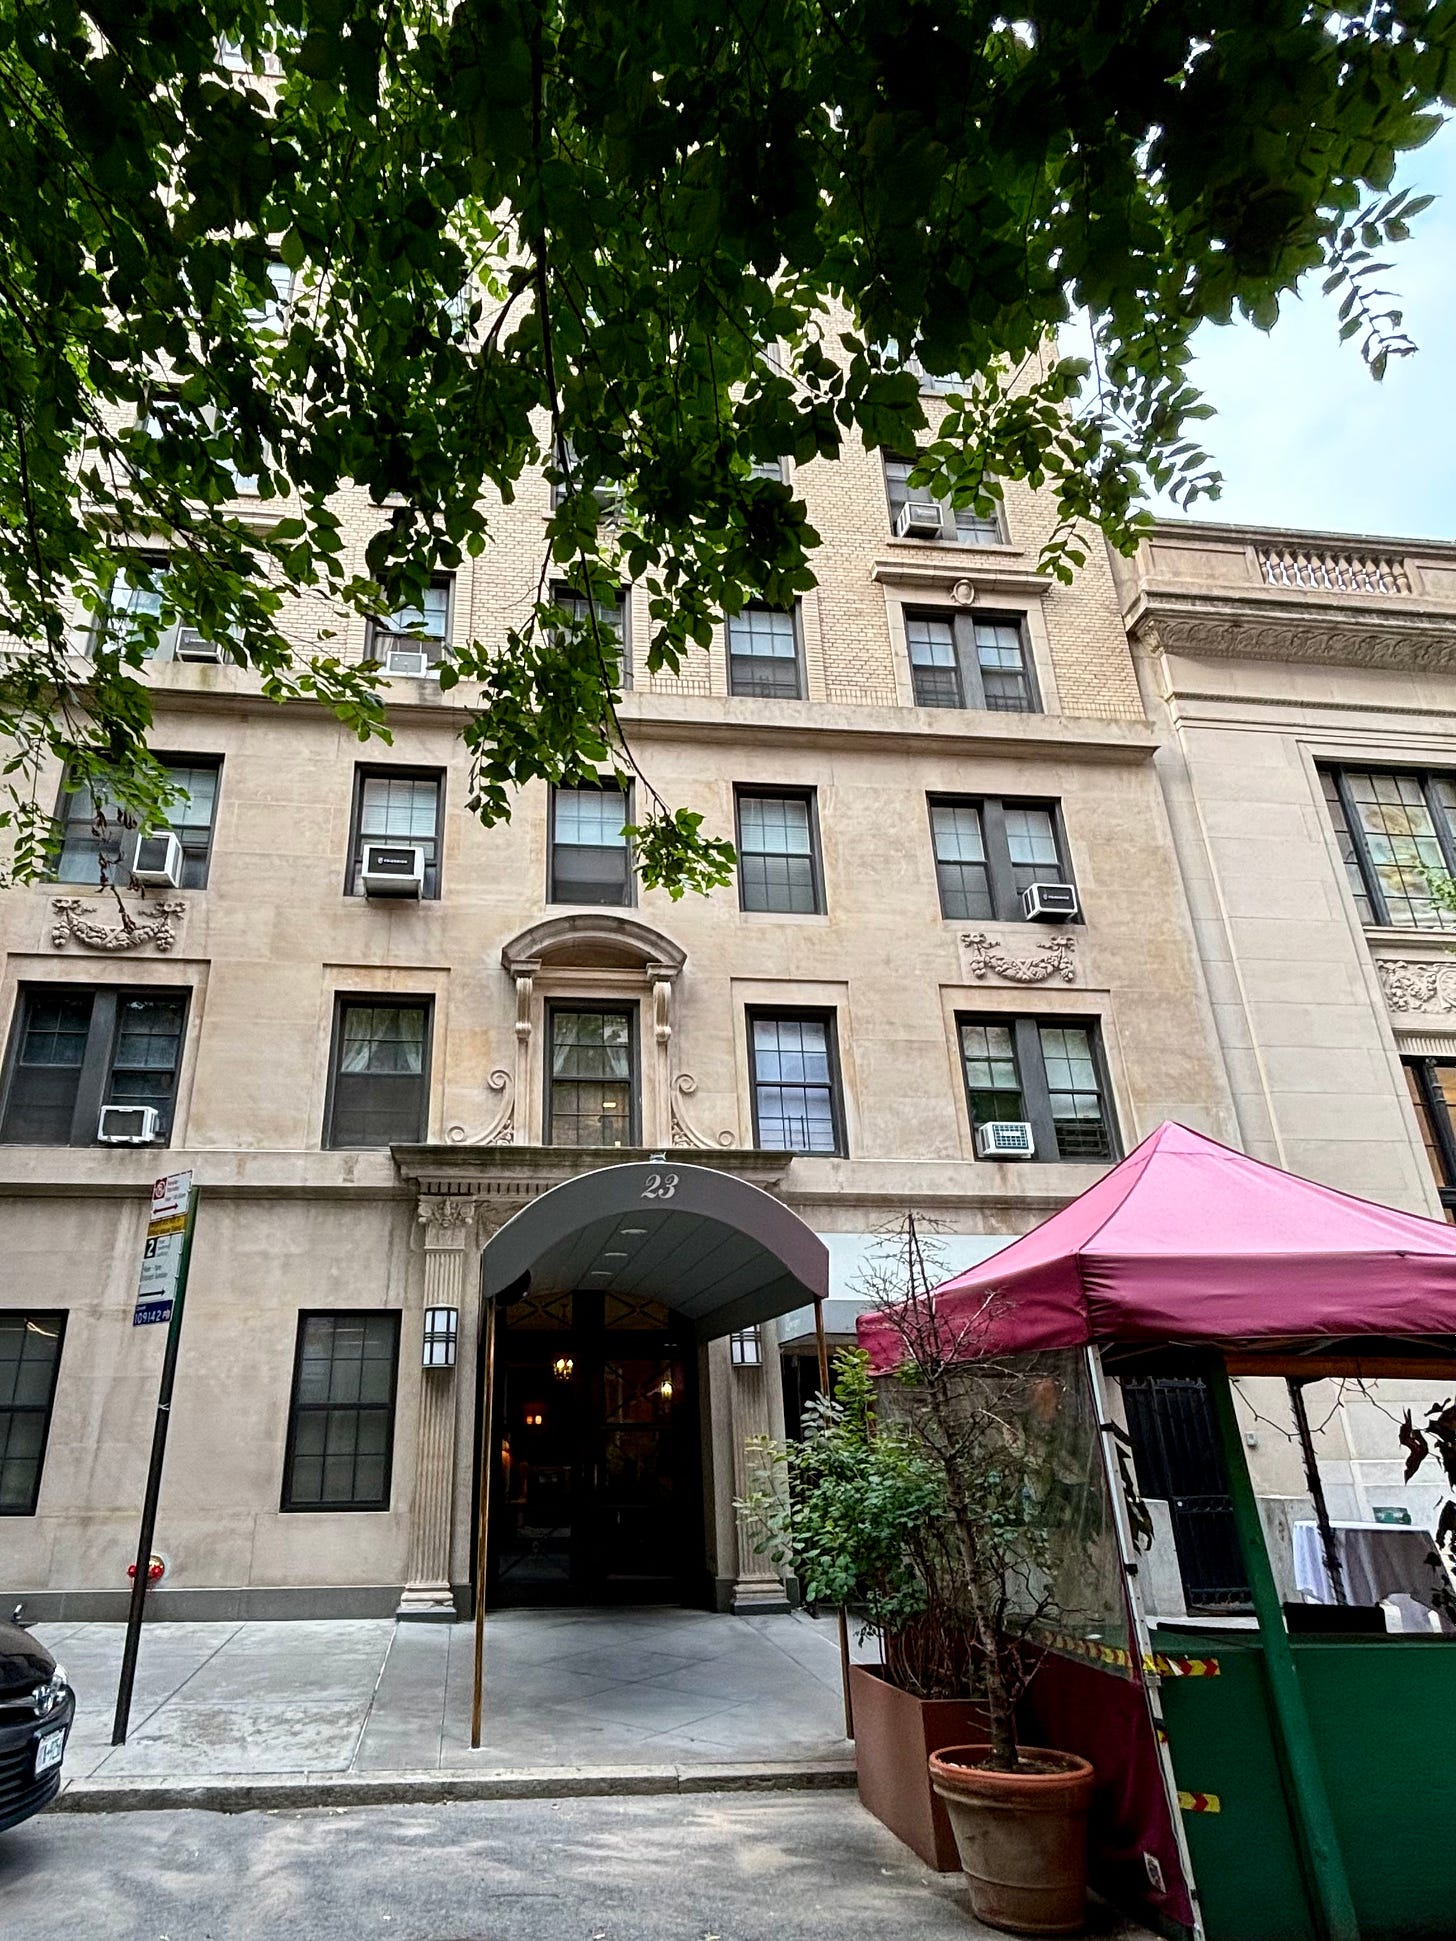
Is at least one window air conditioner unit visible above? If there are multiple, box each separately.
[385,646,434,678]
[1022,881,1080,923]
[360,841,426,898]
[98,1103,160,1145]
[894,499,949,540]
[174,629,225,663]
[131,830,184,888]
[976,1120,1035,1160]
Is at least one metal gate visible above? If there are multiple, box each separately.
[1122,1375,1252,1612]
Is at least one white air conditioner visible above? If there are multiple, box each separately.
[131,830,184,888]
[894,499,950,540]
[385,646,434,678]
[360,841,426,898]
[1022,881,1080,923]
[976,1120,1035,1160]
[174,629,224,663]
[98,1103,161,1145]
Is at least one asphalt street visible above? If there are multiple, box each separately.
[0,1792,1006,1941]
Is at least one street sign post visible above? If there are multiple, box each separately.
[113,1173,200,1746]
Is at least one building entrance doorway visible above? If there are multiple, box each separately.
[490,1288,702,1605]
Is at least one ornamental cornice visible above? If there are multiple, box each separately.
[1132,601,1456,674]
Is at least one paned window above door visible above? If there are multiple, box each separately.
[547,1006,638,1147]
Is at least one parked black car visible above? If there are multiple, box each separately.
[0,1614,73,1832]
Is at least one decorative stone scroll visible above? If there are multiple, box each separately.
[444,1070,514,1146]
[51,896,186,953]
[1376,957,1456,1015]
[960,931,1078,985]
[669,1073,736,1150]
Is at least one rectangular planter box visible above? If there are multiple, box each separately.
[850,1662,991,1871]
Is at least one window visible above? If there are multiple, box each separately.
[366,579,451,670]
[55,757,221,890]
[1403,1058,1456,1221]
[325,999,431,1148]
[546,1005,638,1146]
[727,604,803,700]
[550,437,622,513]
[243,261,294,332]
[748,1011,844,1155]
[549,783,634,905]
[736,790,823,914]
[282,1313,400,1512]
[550,582,630,689]
[1321,768,1456,930]
[0,1313,65,1516]
[884,454,1004,545]
[906,610,1037,713]
[929,797,1069,921]
[348,768,443,898]
[958,1016,1117,1161]
[0,988,187,1145]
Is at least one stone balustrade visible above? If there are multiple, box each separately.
[1256,545,1411,596]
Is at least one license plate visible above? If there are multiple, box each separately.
[34,1728,64,1777]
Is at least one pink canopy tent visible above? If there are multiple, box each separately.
[858,1120,1456,1373]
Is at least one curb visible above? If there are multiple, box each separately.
[51,1758,858,1816]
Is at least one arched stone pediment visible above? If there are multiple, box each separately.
[500,913,686,979]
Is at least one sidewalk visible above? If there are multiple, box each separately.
[36,1606,870,1810]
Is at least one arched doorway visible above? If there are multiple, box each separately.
[477,1159,828,1607]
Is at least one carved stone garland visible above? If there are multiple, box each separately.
[1377,957,1456,1015]
[51,897,187,953]
[960,931,1077,984]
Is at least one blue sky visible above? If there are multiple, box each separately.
[1146,121,1456,543]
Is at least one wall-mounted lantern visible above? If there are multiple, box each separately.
[423,1307,459,1368]
[730,1326,763,1368]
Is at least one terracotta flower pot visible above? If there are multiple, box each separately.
[928,1744,1095,1936]
[849,1663,992,1870]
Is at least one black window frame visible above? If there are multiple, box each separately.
[905,607,1039,714]
[747,1006,847,1157]
[549,580,631,691]
[323,995,433,1150]
[957,1013,1119,1163]
[346,764,445,899]
[726,602,805,701]
[1320,765,1456,932]
[280,1310,401,1513]
[734,786,825,915]
[54,753,223,891]
[544,1000,641,1148]
[0,1311,67,1517]
[548,779,636,907]
[1403,1056,1456,1221]
[928,795,1073,922]
[883,452,1006,546]
[0,985,190,1147]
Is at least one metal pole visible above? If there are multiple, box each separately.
[813,1294,854,1741]
[470,1294,498,1751]
[112,1186,199,1747]
[1205,1355,1359,1941]
[1085,1347,1206,1941]
[1287,1378,1347,1605]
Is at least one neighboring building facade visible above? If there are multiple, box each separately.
[1115,521,1456,1602]
[0,401,1236,1619]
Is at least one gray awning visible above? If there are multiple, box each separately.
[480,1160,828,1342]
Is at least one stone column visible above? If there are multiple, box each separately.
[398,1193,477,1620]
[729,1329,790,1613]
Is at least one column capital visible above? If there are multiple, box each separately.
[416,1193,478,1248]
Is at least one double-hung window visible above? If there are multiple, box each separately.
[906,611,1037,714]
[727,604,803,700]
[282,1313,400,1511]
[549,783,634,906]
[1403,1058,1456,1221]
[1321,768,1456,930]
[349,768,443,898]
[55,757,221,891]
[958,1016,1117,1161]
[748,1011,845,1155]
[325,999,432,1148]
[0,987,188,1146]
[929,797,1069,920]
[736,790,823,913]
[884,454,1004,545]
[366,579,452,672]
[546,1005,638,1147]
[550,581,630,689]
[0,1313,66,1516]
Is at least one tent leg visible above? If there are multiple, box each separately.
[1287,1378,1347,1605]
[814,1295,854,1742]
[1205,1354,1358,1941]
[470,1296,498,1753]
[1085,1347,1206,1941]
